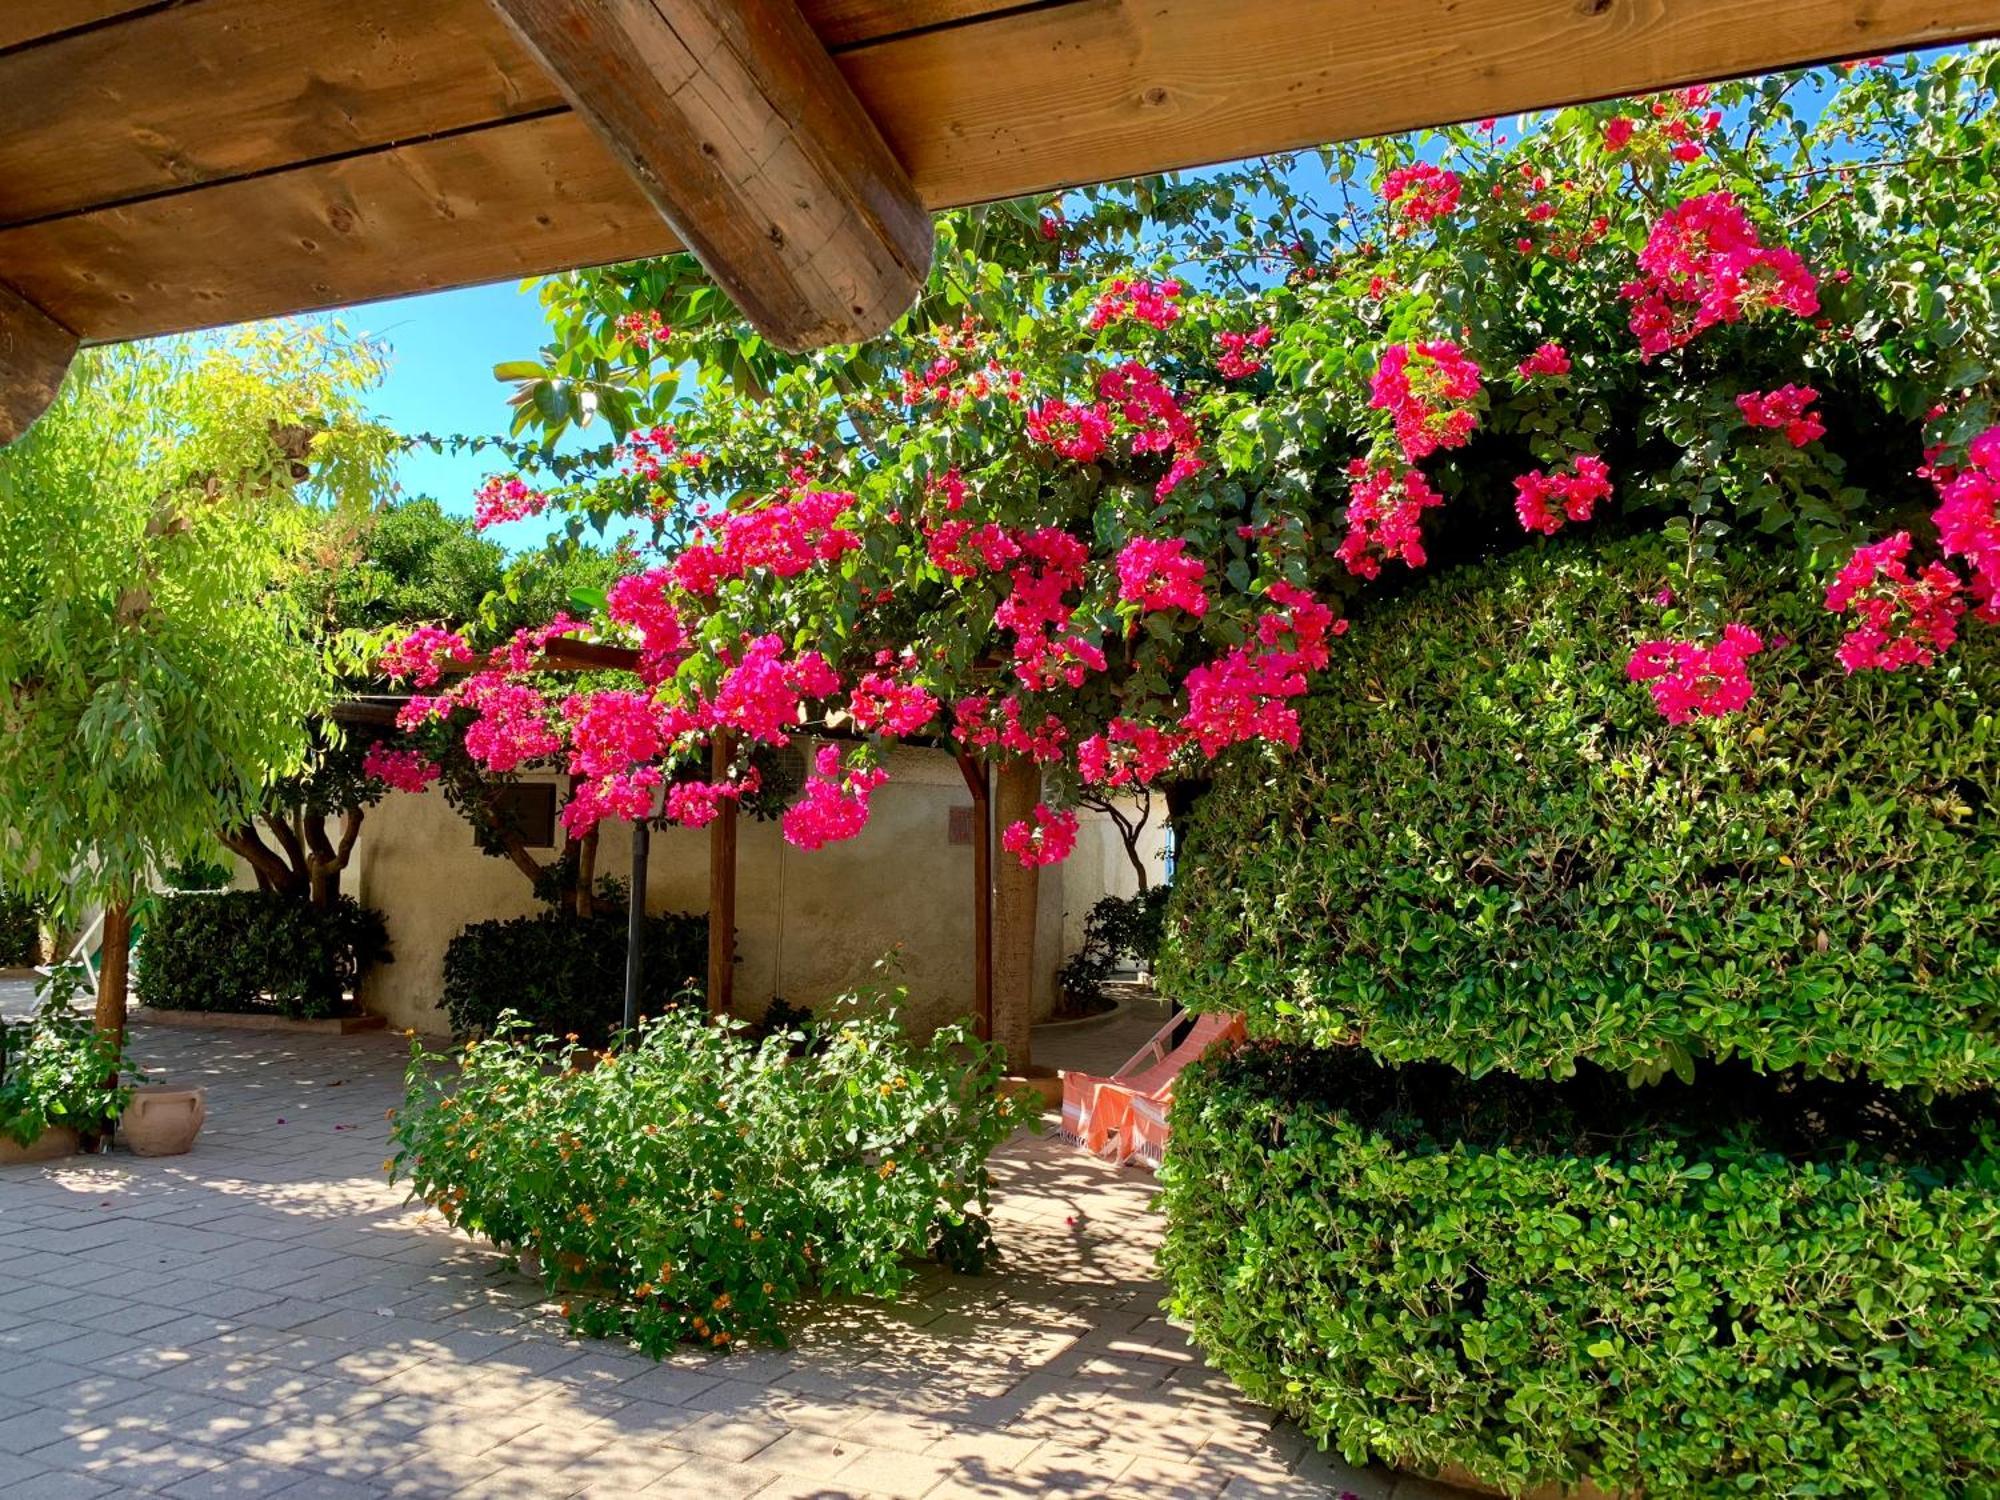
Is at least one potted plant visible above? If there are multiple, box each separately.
[0,1000,132,1164]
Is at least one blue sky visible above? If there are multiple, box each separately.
[339,279,560,552]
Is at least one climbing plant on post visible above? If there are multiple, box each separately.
[0,328,392,1045]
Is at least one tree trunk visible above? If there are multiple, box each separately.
[95,900,132,1055]
[991,757,1043,1073]
[574,827,598,920]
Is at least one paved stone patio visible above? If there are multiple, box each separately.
[0,985,1454,1500]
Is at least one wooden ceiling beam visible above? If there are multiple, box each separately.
[0,281,78,447]
[485,0,934,351]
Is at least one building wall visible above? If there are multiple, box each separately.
[341,743,1163,1038]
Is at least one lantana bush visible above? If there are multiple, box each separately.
[388,995,1026,1354]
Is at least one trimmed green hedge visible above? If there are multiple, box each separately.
[1163,536,2000,1091]
[1159,1042,2000,1498]
[442,908,707,1047]
[137,891,390,1020]
[0,888,41,967]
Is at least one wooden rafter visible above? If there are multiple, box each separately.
[486,0,934,351]
[0,0,1990,358]
[0,280,77,447]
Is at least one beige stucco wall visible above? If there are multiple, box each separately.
[335,743,1162,1037]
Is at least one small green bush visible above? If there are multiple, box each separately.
[442,908,707,1047]
[0,1007,131,1147]
[0,888,41,967]
[1160,1042,2000,1498]
[137,891,390,1020]
[1058,889,1170,1010]
[389,996,1027,1353]
[1164,535,2000,1090]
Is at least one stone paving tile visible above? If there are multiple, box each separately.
[0,985,1432,1499]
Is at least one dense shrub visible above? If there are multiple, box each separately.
[0,889,41,967]
[1057,888,1171,1010]
[442,908,707,1047]
[0,1005,131,1147]
[1163,535,2000,1091]
[137,891,390,1020]
[1159,1042,2000,1498]
[388,998,1025,1353]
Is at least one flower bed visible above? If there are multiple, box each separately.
[1160,1042,2000,1497]
[388,998,1025,1353]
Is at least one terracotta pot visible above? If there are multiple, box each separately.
[119,1086,206,1157]
[0,1125,80,1165]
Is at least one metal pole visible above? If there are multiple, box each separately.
[623,810,650,1036]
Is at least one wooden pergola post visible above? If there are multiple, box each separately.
[706,730,737,1018]
[990,757,1041,1073]
[955,750,993,1044]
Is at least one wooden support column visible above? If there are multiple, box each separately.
[955,750,993,1045]
[707,731,737,1017]
[485,0,933,351]
[0,280,78,448]
[990,757,1041,1073]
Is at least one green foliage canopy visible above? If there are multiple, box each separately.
[0,329,392,920]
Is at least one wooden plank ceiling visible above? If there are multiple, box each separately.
[0,0,1996,352]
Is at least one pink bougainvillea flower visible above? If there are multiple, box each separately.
[1625,623,1765,723]
[1088,278,1183,331]
[614,310,671,350]
[1370,341,1483,461]
[1001,803,1080,867]
[1516,342,1572,379]
[361,743,440,795]
[1214,325,1274,380]
[848,669,940,738]
[1381,163,1462,227]
[1736,385,1825,448]
[380,625,474,688]
[473,476,550,531]
[782,745,888,850]
[1930,424,2000,622]
[1620,191,1818,359]
[1116,536,1209,617]
[1823,532,1967,672]
[1337,461,1445,577]
[1513,454,1612,536]
[561,766,662,838]
[1025,399,1115,462]
[1180,583,1334,756]
[1603,116,1638,151]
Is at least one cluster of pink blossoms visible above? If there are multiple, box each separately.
[1180,583,1335,755]
[1824,532,1966,672]
[1115,537,1209,617]
[1001,804,1080,867]
[1077,718,1191,789]
[1603,87,1723,162]
[1381,163,1461,228]
[995,529,1107,692]
[1931,425,2000,620]
[670,490,860,596]
[460,677,560,772]
[710,635,840,746]
[1737,385,1825,448]
[849,657,940,737]
[1029,364,1204,500]
[1513,454,1612,536]
[1337,461,1444,578]
[473,476,550,531]
[621,425,703,483]
[606,569,688,680]
[1626,624,1765,723]
[1620,191,1819,359]
[1370,341,1483,462]
[361,743,440,795]
[1214,325,1273,380]
[782,746,888,851]
[380,625,473,688]
[1088,278,1183,331]
[1516,342,1572,379]
[663,767,759,831]
[954,694,1069,765]
[614,310,671,350]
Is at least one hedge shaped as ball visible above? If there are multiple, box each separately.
[1162,535,2000,1091]
[1159,1042,2000,1498]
